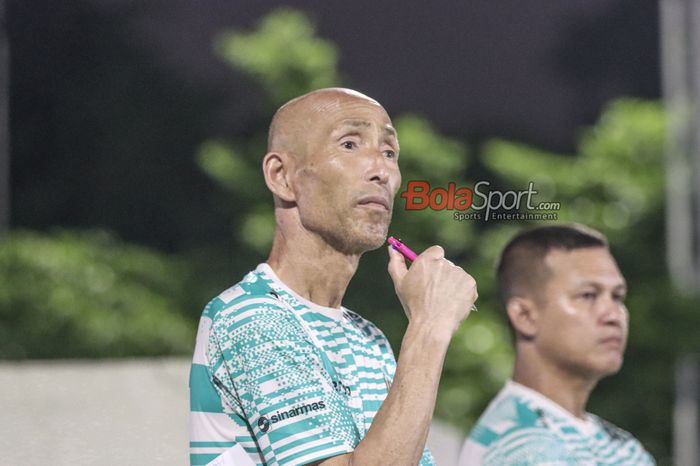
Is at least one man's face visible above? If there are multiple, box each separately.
[292,96,401,254]
[534,247,629,380]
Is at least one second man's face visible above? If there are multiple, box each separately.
[534,247,629,380]
[292,97,402,254]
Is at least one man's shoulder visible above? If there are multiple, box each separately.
[203,267,281,319]
[468,386,557,447]
[462,431,571,466]
[587,414,656,464]
[589,413,636,442]
[462,384,656,466]
[198,268,300,344]
[461,388,573,465]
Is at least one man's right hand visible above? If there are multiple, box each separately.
[387,244,478,339]
[320,245,477,466]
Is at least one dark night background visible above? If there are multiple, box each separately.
[8,0,659,251]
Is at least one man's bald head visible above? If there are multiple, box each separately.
[267,88,383,156]
[262,87,400,255]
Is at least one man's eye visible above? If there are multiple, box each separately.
[383,150,397,159]
[579,292,597,300]
[341,141,356,150]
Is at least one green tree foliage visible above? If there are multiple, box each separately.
[0,230,195,359]
[214,8,340,108]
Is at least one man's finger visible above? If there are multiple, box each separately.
[387,245,408,286]
[416,245,445,261]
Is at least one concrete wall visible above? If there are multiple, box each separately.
[0,359,465,465]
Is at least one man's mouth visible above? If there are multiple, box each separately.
[598,336,624,349]
[357,195,390,211]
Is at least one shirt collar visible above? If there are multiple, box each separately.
[504,379,598,434]
[255,263,345,321]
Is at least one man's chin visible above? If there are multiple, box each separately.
[346,233,387,254]
[364,235,388,252]
[366,224,392,249]
[594,354,625,378]
[325,227,388,255]
[352,220,390,252]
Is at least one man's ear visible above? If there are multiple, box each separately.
[506,297,539,340]
[262,151,296,203]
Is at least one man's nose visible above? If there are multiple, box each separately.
[367,150,391,184]
[599,296,627,327]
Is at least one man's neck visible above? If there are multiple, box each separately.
[266,229,360,309]
[512,354,598,419]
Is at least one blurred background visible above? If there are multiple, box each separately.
[2,0,699,465]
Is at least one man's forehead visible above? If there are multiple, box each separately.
[545,247,625,284]
[275,89,383,121]
[331,118,397,136]
[268,88,394,153]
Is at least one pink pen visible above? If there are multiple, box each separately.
[387,236,478,311]
[387,236,417,262]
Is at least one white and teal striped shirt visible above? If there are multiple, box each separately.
[458,380,655,466]
[189,263,435,466]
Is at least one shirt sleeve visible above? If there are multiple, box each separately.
[209,298,359,466]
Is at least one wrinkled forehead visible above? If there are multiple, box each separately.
[329,117,398,138]
[317,100,394,137]
[268,89,395,155]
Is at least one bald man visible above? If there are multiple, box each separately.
[189,88,478,466]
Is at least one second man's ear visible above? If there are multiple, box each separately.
[506,297,539,340]
[262,152,296,203]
